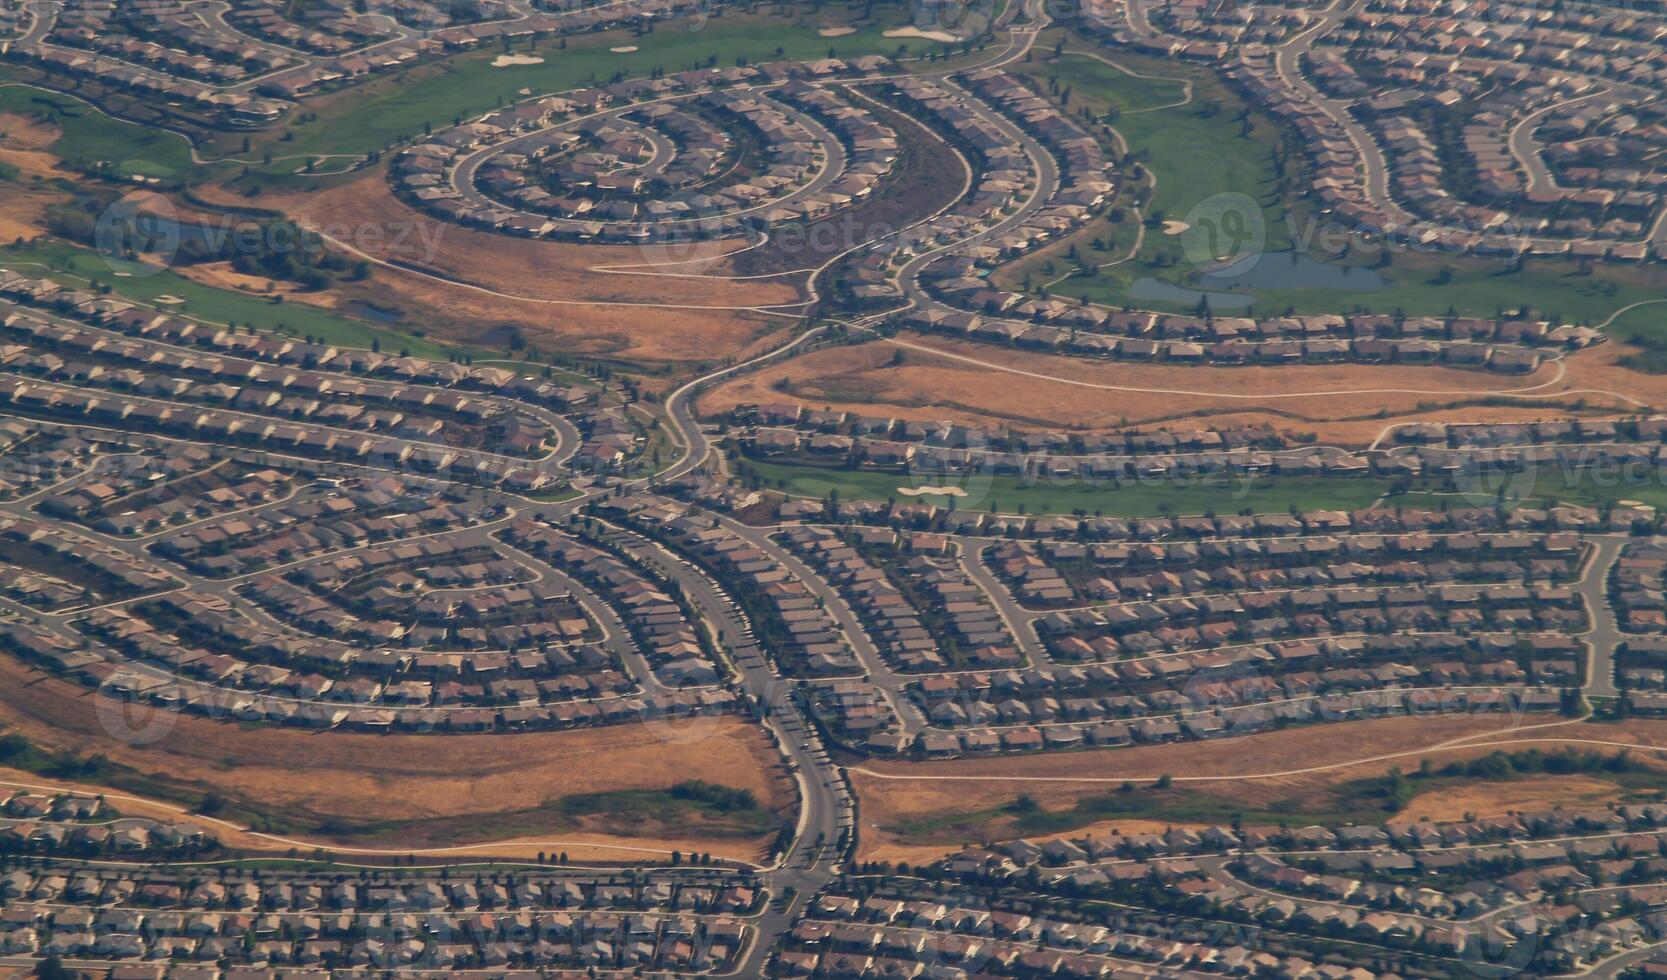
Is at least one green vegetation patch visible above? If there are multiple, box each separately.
[734,456,1394,517]
[0,85,192,180]
[0,239,455,359]
[556,780,779,838]
[882,748,1653,846]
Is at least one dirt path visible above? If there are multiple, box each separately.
[879,335,1656,407]
[849,716,1603,785]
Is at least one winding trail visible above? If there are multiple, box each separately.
[1059,47,1195,114]
[1597,297,1667,329]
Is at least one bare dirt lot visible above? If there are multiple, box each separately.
[175,260,333,303]
[0,655,790,863]
[698,333,1643,445]
[847,714,1648,862]
[203,173,803,364]
[0,113,73,242]
[1399,774,1623,823]
[0,112,68,175]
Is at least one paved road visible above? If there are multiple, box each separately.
[721,516,929,734]
[587,522,852,973]
[958,536,1054,667]
[1578,533,1628,699]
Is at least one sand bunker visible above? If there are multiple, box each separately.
[1162,220,1191,235]
[897,485,969,497]
[611,46,640,53]
[818,26,857,36]
[491,54,545,67]
[884,26,960,43]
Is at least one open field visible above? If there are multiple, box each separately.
[0,182,58,243]
[0,110,72,180]
[1399,774,1622,823]
[697,333,1629,443]
[0,239,461,360]
[214,173,797,364]
[0,110,84,241]
[1003,38,1290,306]
[1230,249,1667,324]
[735,456,1396,517]
[848,715,1667,862]
[0,655,790,862]
[1387,463,1667,513]
[0,84,193,180]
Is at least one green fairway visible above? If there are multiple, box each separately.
[1001,42,1290,305]
[0,240,458,359]
[1012,44,1289,247]
[1387,464,1667,515]
[0,84,193,180]
[1227,249,1667,324]
[231,9,953,176]
[734,457,1396,516]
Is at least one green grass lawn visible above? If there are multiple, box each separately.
[1603,300,1667,372]
[0,239,460,359]
[228,7,952,177]
[0,84,194,180]
[1607,300,1667,338]
[1237,250,1667,324]
[1386,464,1667,514]
[735,457,1394,516]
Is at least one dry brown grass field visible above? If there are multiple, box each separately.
[0,655,790,862]
[0,113,72,241]
[201,172,805,364]
[178,259,338,303]
[699,333,1651,445]
[847,715,1667,862]
[1399,774,1622,823]
[0,112,67,175]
